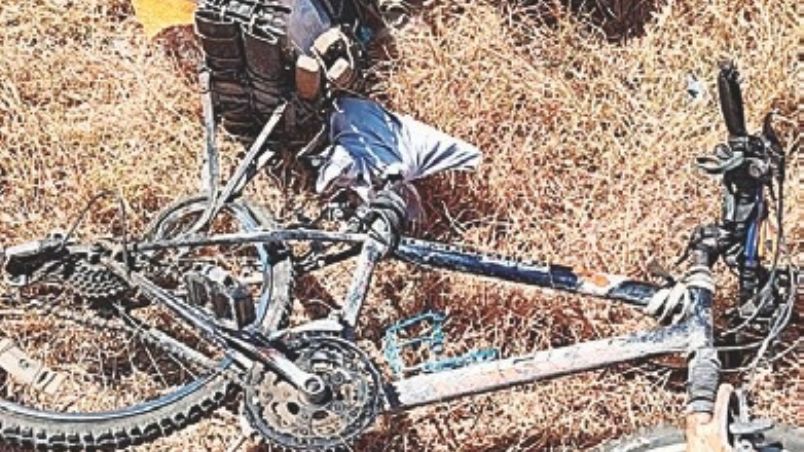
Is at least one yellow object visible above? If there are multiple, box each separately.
[132,0,197,38]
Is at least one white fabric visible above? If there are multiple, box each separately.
[315,97,482,207]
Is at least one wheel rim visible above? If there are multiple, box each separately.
[0,196,270,422]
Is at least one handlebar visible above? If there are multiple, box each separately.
[717,62,748,137]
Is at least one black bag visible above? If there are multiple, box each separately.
[194,0,370,144]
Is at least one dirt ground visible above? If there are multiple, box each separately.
[0,0,799,450]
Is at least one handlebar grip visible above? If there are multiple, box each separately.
[717,62,748,137]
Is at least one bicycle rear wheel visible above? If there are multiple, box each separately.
[0,196,285,449]
[142,194,294,333]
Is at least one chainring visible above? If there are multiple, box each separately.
[245,332,382,451]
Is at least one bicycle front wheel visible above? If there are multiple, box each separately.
[597,425,804,451]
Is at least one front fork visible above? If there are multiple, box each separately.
[679,237,724,449]
[683,245,732,452]
[685,170,766,421]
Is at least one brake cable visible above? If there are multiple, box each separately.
[60,190,114,247]
[718,120,798,376]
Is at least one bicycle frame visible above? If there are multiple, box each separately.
[141,62,785,424]
[76,63,793,446]
[131,223,721,415]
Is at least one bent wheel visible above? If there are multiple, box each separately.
[143,193,295,333]
[0,195,282,450]
[245,332,382,450]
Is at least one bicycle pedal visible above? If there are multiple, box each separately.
[383,311,445,376]
[0,338,65,395]
[184,265,255,330]
[383,311,499,376]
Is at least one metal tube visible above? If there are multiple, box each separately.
[190,103,287,234]
[137,232,656,308]
[386,323,690,410]
[686,286,720,414]
[340,238,384,328]
[394,239,659,307]
[681,245,719,416]
[199,70,220,197]
[133,229,366,252]
[340,218,395,329]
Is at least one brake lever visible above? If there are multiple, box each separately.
[696,143,745,175]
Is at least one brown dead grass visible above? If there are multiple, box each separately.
[0,0,799,451]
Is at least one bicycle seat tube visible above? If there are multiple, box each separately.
[339,189,408,329]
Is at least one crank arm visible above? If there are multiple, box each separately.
[225,331,330,404]
[103,259,328,402]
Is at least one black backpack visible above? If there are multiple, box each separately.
[194,0,373,145]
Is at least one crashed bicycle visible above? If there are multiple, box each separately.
[0,55,799,452]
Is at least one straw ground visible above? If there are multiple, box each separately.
[0,0,798,450]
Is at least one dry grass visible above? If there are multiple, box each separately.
[0,0,799,451]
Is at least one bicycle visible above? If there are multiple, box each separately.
[0,63,798,451]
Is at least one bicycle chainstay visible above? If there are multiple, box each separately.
[2,248,253,385]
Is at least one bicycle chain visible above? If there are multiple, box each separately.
[24,297,128,332]
[4,289,250,389]
[19,258,236,375]
[19,250,246,383]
